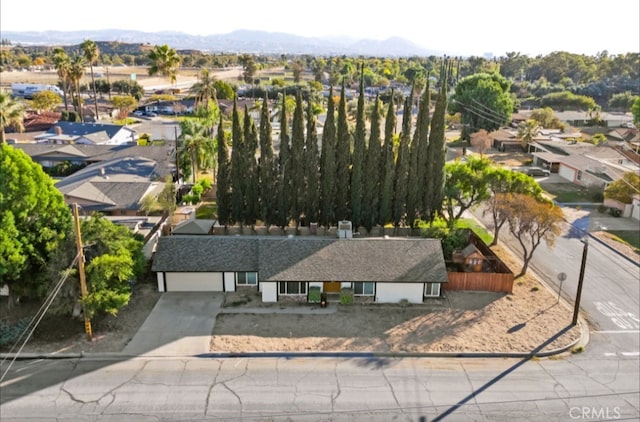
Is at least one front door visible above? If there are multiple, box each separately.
[323,281,341,293]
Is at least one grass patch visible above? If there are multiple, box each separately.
[605,230,640,253]
[196,201,217,219]
[456,218,494,245]
[540,183,596,203]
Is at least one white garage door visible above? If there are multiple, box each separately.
[558,166,575,182]
[165,272,223,292]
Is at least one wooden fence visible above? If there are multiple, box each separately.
[445,272,514,294]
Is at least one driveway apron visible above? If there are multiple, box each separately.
[122,292,223,357]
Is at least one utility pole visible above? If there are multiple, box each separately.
[72,203,93,341]
[572,237,589,326]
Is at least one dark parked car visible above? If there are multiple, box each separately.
[514,167,550,177]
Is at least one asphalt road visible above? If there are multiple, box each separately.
[1,355,638,421]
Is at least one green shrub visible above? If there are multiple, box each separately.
[308,286,321,303]
[340,288,353,305]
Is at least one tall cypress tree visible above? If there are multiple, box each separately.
[258,94,276,226]
[426,60,451,221]
[304,98,320,225]
[243,104,259,227]
[350,64,366,229]
[379,93,396,226]
[416,75,432,217]
[230,96,245,227]
[393,89,413,227]
[276,92,291,228]
[319,87,336,227]
[290,91,305,228]
[216,113,231,227]
[405,82,420,227]
[335,79,352,221]
[362,95,382,232]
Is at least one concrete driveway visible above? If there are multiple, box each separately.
[122,292,223,357]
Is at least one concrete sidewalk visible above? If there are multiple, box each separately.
[122,292,223,357]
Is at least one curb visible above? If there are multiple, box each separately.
[1,320,586,361]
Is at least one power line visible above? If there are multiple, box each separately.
[0,254,78,383]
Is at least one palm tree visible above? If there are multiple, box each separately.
[148,44,181,85]
[192,68,217,109]
[69,55,86,121]
[517,119,541,150]
[179,119,209,184]
[81,39,100,120]
[52,48,71,110]
[0,91,26,145]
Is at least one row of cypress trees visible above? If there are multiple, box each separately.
[216,60,453,231]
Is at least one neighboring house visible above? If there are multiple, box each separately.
[56,156,167,215]
[529,140,639,189]
[151,236,448,303]
[34,121,137,145]
[14,144,176,177]
[551,111,634,128]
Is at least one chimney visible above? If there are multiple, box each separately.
[54,126,62,135]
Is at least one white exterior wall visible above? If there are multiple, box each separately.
[309,282,323,289]
[262,282,277,302]
[165,272,223,291]
[157,272,165,292]
[558,165,576,182]
[224,272,236,292]
[376,283,424,304]
[341,282,352,289]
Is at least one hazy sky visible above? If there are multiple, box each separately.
[1,0,638,56]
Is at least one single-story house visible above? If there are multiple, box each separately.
[171,219,216,235]
[151,236,449,303]
[34,121,137,145]
[56,155,167,215]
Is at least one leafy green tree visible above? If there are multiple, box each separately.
[213,80,235,100]
[449,72,514,140]
[502,193,564,277]
[350,65,366,228]
[607,91,637,112]
[304,98,320,224]
[81,39,100,120]
[179,119,208,184]
[320,87,337,226]
[148,44,181,84]
[518,119,541,149]
[335,81,352,221]
[483,167,544,245]
[216,114,232,226]
[0,92,25,145]
[258,95,276,226]
[239,54,257,85]
[0,146,73,301]
[362,96,382,231]
[605,172,640,204]
[529,107,566,130]
[276,92,291,228]
[442,156,492,226]
[111,95,138,119]
[379,94,396,226]
[157,175,177,216]
[413,77,431,218]
[631,97,640,125]
[540,91,596,111]
[68,54,86,121]
[31,90,62,112]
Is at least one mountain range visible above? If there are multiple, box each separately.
[2,29,450,57]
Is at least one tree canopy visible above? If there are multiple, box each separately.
[605,172,640,204]
[0,145,73,299]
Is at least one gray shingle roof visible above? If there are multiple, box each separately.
[151,236,448,283]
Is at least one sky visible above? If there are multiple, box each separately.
[1,0,639,57]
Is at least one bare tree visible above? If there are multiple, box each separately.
[470,129,493,156]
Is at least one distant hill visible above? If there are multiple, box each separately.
[2,29,447,57]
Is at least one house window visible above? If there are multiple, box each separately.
[353,282,375,296]
[424,283,441,298]
[279,282,307,295]
[236,272,257,286]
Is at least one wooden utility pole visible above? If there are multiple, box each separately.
[72,203,93,341]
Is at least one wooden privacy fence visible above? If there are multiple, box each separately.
[445,272,514,294]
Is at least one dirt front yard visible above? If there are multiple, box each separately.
[210,244,582,355]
